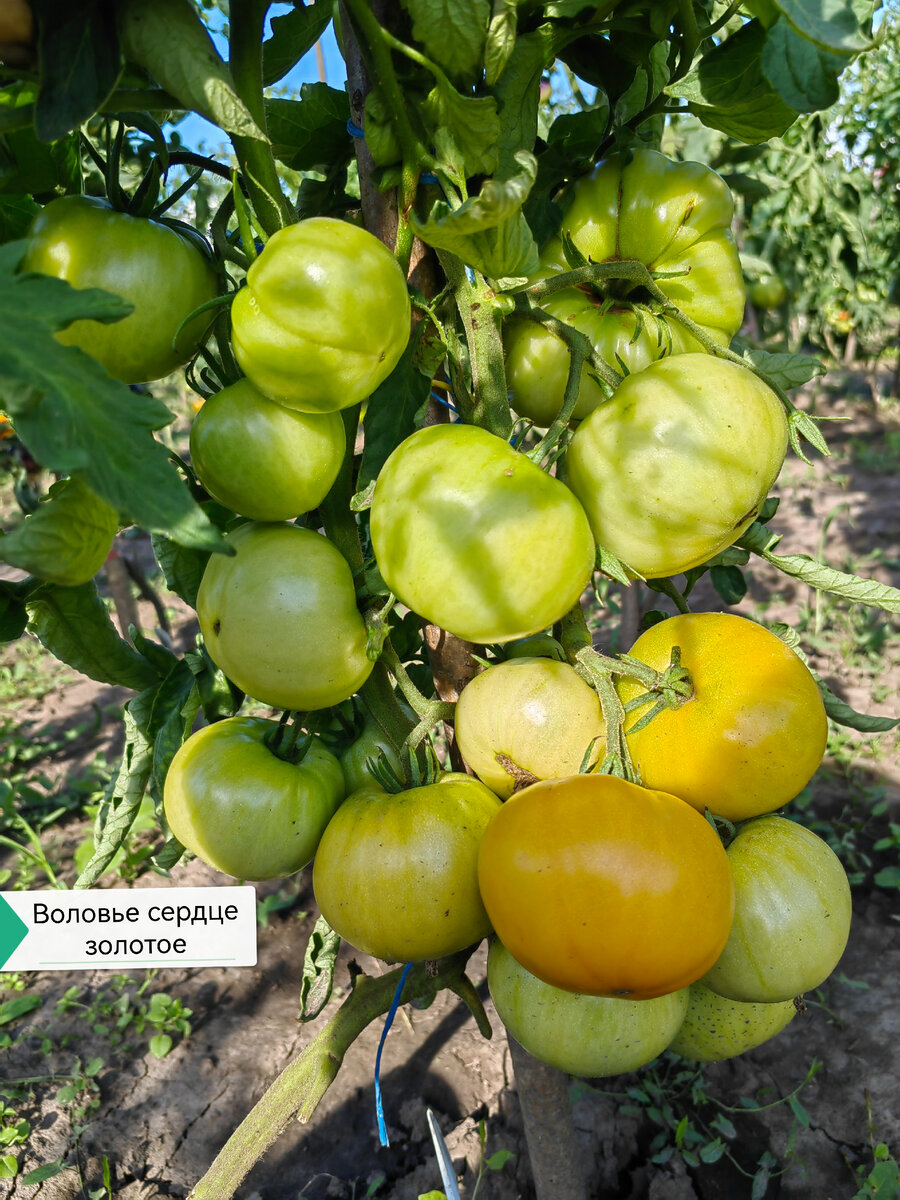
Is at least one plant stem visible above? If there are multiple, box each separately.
[187,953,485,1200]
[227,0,294,233]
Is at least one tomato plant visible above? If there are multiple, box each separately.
[230,217,411,413]
[667,982,797,1063]
[197,522,373,712]
[163,717,345,881]
[454,657,605,798]
[504,150,746,427]
[189,378,345,522]
[702,816,852,1004]
[370,423,595,644]
[477,774,735,999]
[566,354,788,578]
[487,938,689,1078]
[0,476,117,585]
[338,717,402,796]
[21,195,218,383]
[312,774,502,962]
[618,613,828,822]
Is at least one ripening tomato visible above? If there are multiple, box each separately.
[477,774,735,999]
[667,982,797,1062]
[312,774,502,962]
[370,423,595,644]
[749,275,788,309]
[163,717,344,880]
[189,379,345,522]
[487,939,689,1077]
[454,657,605,798]
[566,354,788,578]
[702,816,852,1004]
[503,150,746,427]
[618,613,828,822]
[196,522,373,712]
[21,195,218,383]
[230,217,411,413]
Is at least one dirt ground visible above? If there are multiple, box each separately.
[1,371,899,1200]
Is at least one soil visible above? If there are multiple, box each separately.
[1,374,899,1200]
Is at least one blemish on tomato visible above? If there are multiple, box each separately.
[213,620,221,636]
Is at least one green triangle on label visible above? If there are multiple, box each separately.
[0,896,28,968]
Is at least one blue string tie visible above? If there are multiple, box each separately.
[374,961,414,1147]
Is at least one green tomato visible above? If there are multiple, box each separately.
[313,773,502,962]
[21,195,218,383]
[702,816,852,1004]
[339,719,403,795]
[0,477,117,585]
[504,150,745,427]
[189,379,345,522]
[668,982,797,1062]
[197,522,373,712]
[454,658,605,798]
[230,217,411,413]
[370,423,595,644]
[488,939,689,1078]
[505,300,700,428]
[566,354,788,578]
[163,716,344,881]
[749,275,788,309]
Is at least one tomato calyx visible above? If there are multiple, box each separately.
[264,711,314,765]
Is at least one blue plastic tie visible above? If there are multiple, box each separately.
[430,389,459,415]
[347,118,365,138]
[374,961,414,1147]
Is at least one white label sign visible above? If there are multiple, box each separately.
[0,887,258,971]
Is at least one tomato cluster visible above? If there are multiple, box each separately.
[25,157,850,1080]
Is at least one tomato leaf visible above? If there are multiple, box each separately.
[410,152,540,281]
[0,587,28,643]
[667,22,800,142]
[118,0,267,143]
[266,85,351,173]
[814,676,899,733]
[150,533,211,609]
[299,914,341,1022]
[263,3,332,87]
[32,0,121,143]
[739,347,826,390]
[25,582,159,691]
[762,19,846,113]
[758,548,900,615]
[0,252,225,553]
[74,688,155,888]
[422,79,500,180]
[774,0,874,53]
[402,0,490,84]
[146,659,202,806]
[484,0,517,86]
[491,26,572,178]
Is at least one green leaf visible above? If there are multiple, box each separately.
[872,867,900,892]
[299,914,341,1021]
[410,151,540,280]
[485,0,518,86]
[118,0,267,142]
[0,994,41,1026]
[0,1154,17,1179]
[146,660,201,806]
[401,0,490,83]
[359,340,432,490]
[74,689,155,888]
[614,42,670,125]
[485,1148,515,1169]
[423,79,500,179]
[32,0,122,143]
[149,533,210,609]
[0,588,27,643]
[263,3,332,86]
[667,22,800,142]
[762,19,847,113]
[492,25,571,177]
[0,477,118,586]
[0,198,39,244]
[741,347,827,389]
[267,84,350,173]
[21,1160,71,1185]
[815,676,899,733]
[0,84,81,200]
[0,261,224,553]
[26,582,160,690]
[744,533,900,614]
[776,0,873,53]
[148,1033,173,1058]
[711,564,747,605]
